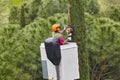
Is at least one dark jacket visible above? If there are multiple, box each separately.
[44,38,61,65]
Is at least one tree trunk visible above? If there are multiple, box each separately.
[68,0,90,80]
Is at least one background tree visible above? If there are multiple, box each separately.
[86,13,120,80]
[0,0,10,25]
[9,0,33,27]
[0,0,120,80]
[105,5,120,21]
[68,0,90,80]
[86,0,100,15]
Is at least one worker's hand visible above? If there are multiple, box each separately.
[63,25,68,31]
[67,33,72,41]
[63,39,69,45]
[67,36,72,41]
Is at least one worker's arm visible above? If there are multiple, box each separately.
[60,29,64,34]
[60,25,68,34]
[62,39,69,45]
[58,36,68,45]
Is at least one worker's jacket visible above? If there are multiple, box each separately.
[44,33,62,65]
[53,33,64,45]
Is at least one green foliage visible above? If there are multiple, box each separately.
[9,7,19,24]
[0,17,51,79]
[10,0,22,7]
[0,13,68,79]
[0,0,10,25]
[105,5,120,21]
[48,13,68,26]
[40,0,67,18]
[86,13,120,80]
[86,0,100,15]
[9,0,41,26]
[25,0,41,24]
[20,5,26,27]
[1,0,120,79]
[68,0,90,80]
[9,0,68,26]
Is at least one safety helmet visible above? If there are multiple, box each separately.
[51,24,61,32]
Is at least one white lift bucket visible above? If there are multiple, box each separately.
[40,42,80,80]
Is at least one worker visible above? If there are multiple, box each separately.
[51,24,68,45]
[65,26,73,41]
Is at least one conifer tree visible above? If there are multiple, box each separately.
[68,0,90,80]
